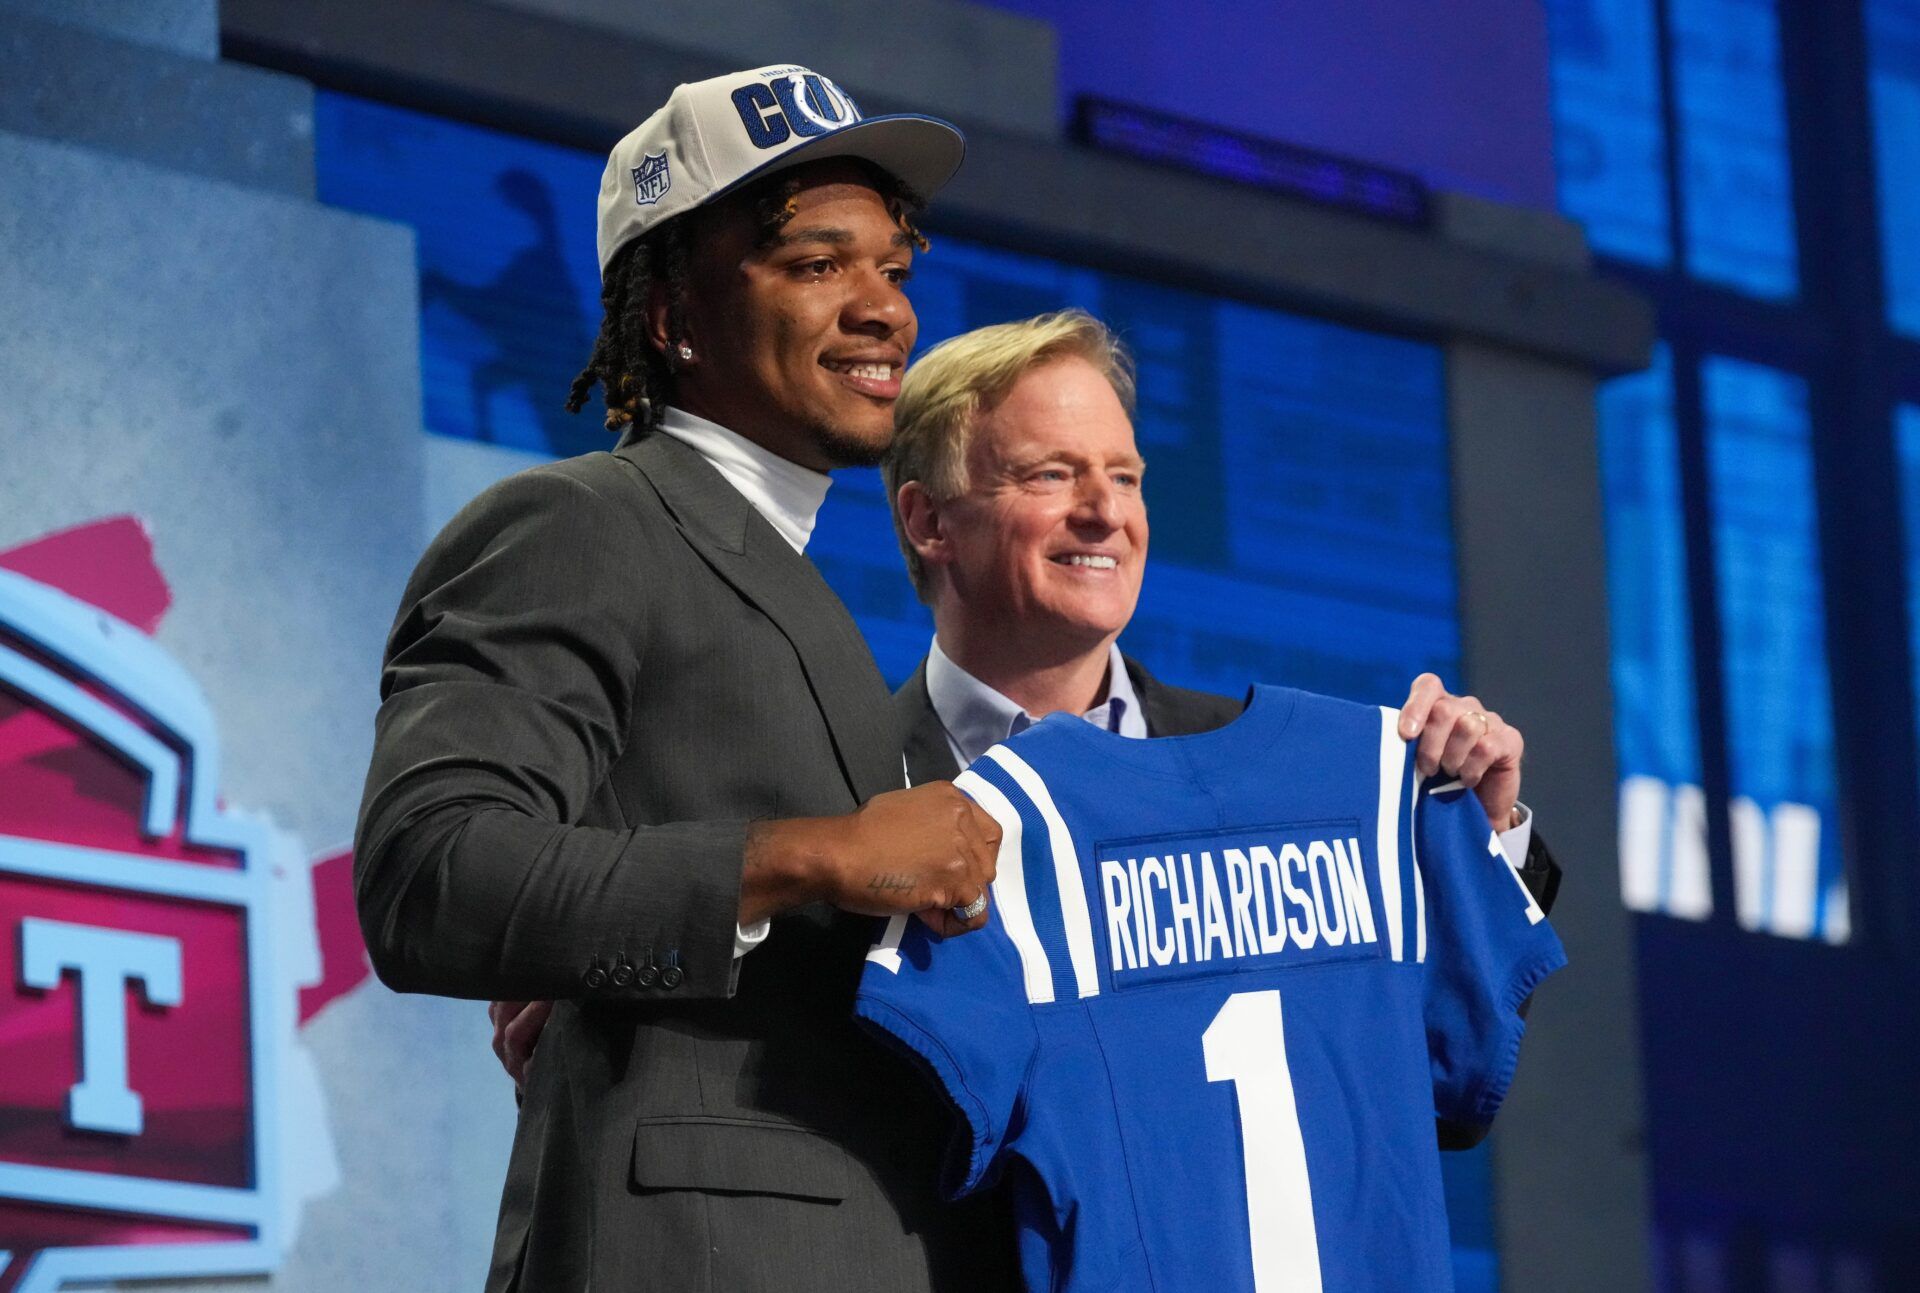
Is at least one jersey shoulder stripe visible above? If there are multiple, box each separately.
[1409,758,1429,964]
[1373,706,1409,962]
[966,757,1075,1004]
[1373,705,1430,964]
[982,744,1102,1000]
[953,767,1057,1003]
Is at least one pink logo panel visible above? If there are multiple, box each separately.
[0,519,311,1291]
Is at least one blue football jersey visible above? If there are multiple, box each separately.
[854,685,1565,1293]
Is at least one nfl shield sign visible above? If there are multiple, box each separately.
[0,565,294,1292]
[631,151,670,206]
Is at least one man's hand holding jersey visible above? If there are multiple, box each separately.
[1397,672,1527,830]
[739,781,1001,939]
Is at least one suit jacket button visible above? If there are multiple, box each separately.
[610,954,636,988]
[660,951,683,989]
[582,965,608,990]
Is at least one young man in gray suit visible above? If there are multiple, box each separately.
[358,67,1023,1291]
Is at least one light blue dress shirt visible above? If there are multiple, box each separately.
[923,635,1145,771]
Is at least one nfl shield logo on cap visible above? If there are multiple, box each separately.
[596,63,966,274]
[630,152,670,206]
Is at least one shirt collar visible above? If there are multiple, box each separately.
[925,637,1147,769]
[657,406,832,554]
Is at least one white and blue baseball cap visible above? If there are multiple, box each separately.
[596,64,967,274]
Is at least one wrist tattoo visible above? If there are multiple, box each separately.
[867,874,917,893]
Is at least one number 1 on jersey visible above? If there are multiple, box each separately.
[1203,989,1324,1292]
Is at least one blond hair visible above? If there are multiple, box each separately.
[883,309,1136,599]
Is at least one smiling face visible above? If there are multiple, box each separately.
[926,354,1149,653]
[670,160,919,470]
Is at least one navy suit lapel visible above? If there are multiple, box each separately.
[1124,652,1247,737]
[1128,657,1182,737]
[893,661,962,785]
[615,430,901,805]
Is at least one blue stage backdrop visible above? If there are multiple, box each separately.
[313,90,1502,1286]
[1550,0,1850,941]
[1549,1,1920,1284]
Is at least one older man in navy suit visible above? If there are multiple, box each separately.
[880,311,1561,1156]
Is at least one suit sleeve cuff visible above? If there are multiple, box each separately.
[1497,802,1534,872]
[582,818,751,1001]
[733,919,771,958]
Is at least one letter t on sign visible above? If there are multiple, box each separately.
[18,918,184,1135]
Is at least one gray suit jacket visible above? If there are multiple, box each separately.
[356,429,1017,1292]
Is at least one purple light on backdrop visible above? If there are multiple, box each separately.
[1075,97,1432,226]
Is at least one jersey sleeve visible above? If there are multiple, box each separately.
[1415,781,1568,1124]
[853,771,1041,1199]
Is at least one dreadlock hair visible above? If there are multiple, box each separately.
[565,219,690,434]
[565,159,931,435]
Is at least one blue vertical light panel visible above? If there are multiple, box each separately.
[1542,0,1674,267]
[1598,347,1711,920]
[1668,0,1800,299]
[1898,406,1920,794]
[1702,358,1845,941]
[1868,0,1920,336]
